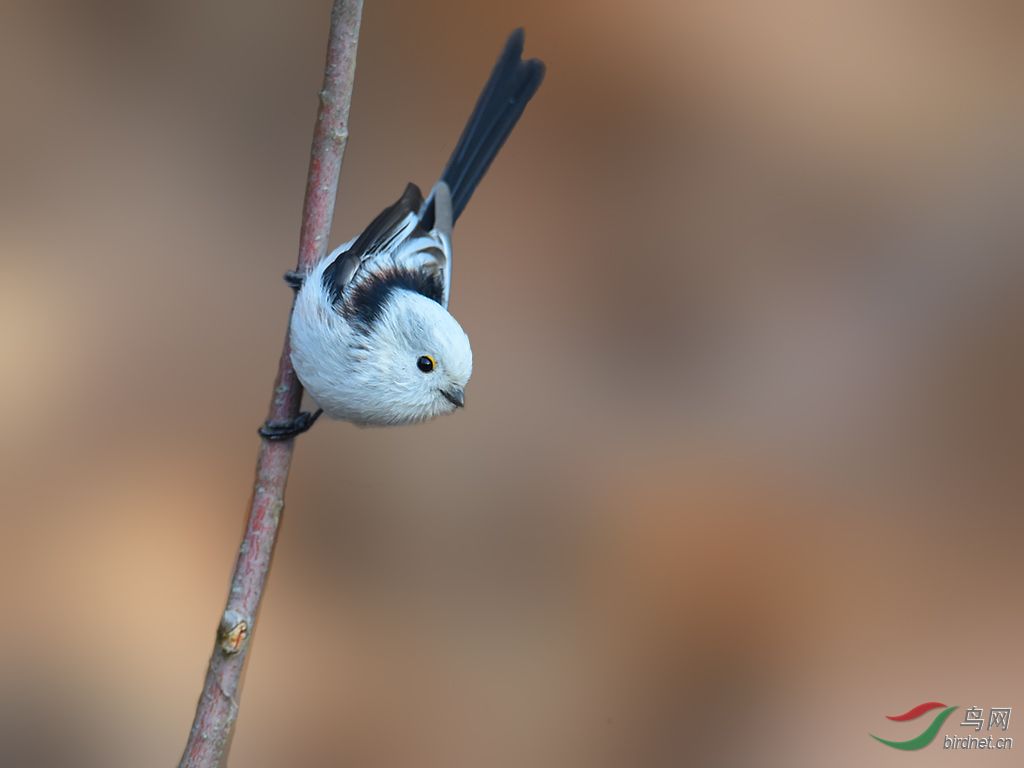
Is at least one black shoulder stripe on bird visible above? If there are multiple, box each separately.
[419,29,545,229]
[343,267,445,326]
[323,183,424,303]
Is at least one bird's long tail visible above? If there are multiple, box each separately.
[420,29,545,227]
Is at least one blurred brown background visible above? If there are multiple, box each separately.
[1,0,1022,766]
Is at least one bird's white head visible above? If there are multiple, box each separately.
[350,289,472,424]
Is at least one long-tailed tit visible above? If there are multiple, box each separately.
[260,29,544,439]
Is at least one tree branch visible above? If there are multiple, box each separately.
[179,2,363,766]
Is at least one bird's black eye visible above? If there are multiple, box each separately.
[416,355,435,373]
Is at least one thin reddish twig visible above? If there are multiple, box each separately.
[179,2,363,765]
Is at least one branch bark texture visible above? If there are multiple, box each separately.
[179,2,363,765]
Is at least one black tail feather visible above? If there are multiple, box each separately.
[420,29,544,228]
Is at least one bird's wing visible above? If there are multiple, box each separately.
[383,182,453,308]
[322,183,425,303]
[404,181,453,308]
[324,182,455,310]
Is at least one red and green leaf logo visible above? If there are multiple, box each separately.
[871,702,958,750]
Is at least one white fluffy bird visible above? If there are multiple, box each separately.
[261,30,544,439]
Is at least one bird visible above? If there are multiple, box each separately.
[259,29,545,439]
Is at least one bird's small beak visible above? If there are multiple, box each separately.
[440,385,465,408]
